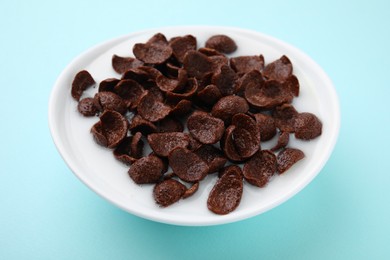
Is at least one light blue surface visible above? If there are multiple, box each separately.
[1,0,389,259]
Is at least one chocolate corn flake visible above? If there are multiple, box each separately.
[211,95,249,125]
[153,179,187,207]
[78,97,98,117]
[187,111,225,144]
[71,70,95,101]
[253,113,277,141]
[156,117,184,133]
[168,99,192,116]
[93,91,127,115]
[273,104,298,133]
[271,131,290,152]
[183,50,213,79]
[277,148,305,174]
[263,55,293,82]
[113,132,144,165]
[129,155,165,184]
[243,150,276,187]
[147,132,190,157]
[91,110,128,149]
[205,35,237,54]
[220,125,243,162]
[113,79,145,110]
[194,145,227,174]
[112,54,144,74]
[211,65,237,96]
[294,112,322,140]
[231,113,261,159]
[230,55,264,75]
[165,78,198,102]
[182,182,199,199]
[133,33,173,64]
[244,79,293,109]
[137,90,171,122]
[169,35,197,63]
[197,84,222,106]
[168,147,209,182]
[128,115,157,135]
[98,78,120,93]
[207,165,243,215]
[235,70,264,96]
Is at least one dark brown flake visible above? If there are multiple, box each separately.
[207,165,243,215]
[71,70,95,101]
[277,148,305,174]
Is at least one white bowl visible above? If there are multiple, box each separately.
[49,26,340,226]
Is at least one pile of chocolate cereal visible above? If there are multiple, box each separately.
[71,33,322,215]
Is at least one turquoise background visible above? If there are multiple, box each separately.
[1,0,389,259]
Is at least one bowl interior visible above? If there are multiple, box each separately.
[49,26,340,226]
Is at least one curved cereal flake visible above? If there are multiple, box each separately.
[129,115,157,135]
[137,90,171,122]
[183,50,213,79]
[210,55,229,73]
[231,113,261,159]
[187,135,202,151]
[156,69,187,93]
[205,35,237,54]
[153,179,186,207]
[187,111,225,144]
[98,78,119,92]
[168,147,209,182]
[273,104,298,133]
[166,78,198,102]
[121,67,150,84]
[198,47,223,57]
[128,155,165,184]
[220,125,242,162]
[194,145,227,174]
[197,84,222,106]
[77,97,98,117]
[113,79,145,110]
[113,132,144,165]
[211,65,237,96]
[156,117,184,133]
[165,62,180,77]
[253,113,277,141]
[169,35,197,63]
[277,148,305,174]
[211,95,249,125]
[91,110,128,149]
[294,112,322,140]
[93,91,127,114]
[243,150,276,187]
[230,55,264,75]
[235,70,264,95]
[207,165,243,215]
[182,182,199,199]
[271,131,290,152]
[156,75,181,92]
[137,66,163,81]
[71,70,95,101]
[133,33,172,64]
[284,74,300,97]
[147,132,190,157]
[168,99,192,116]
[244,79,293,109]
[263,55,293,82]
[91,122,107,147]
[112,54,144,74]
